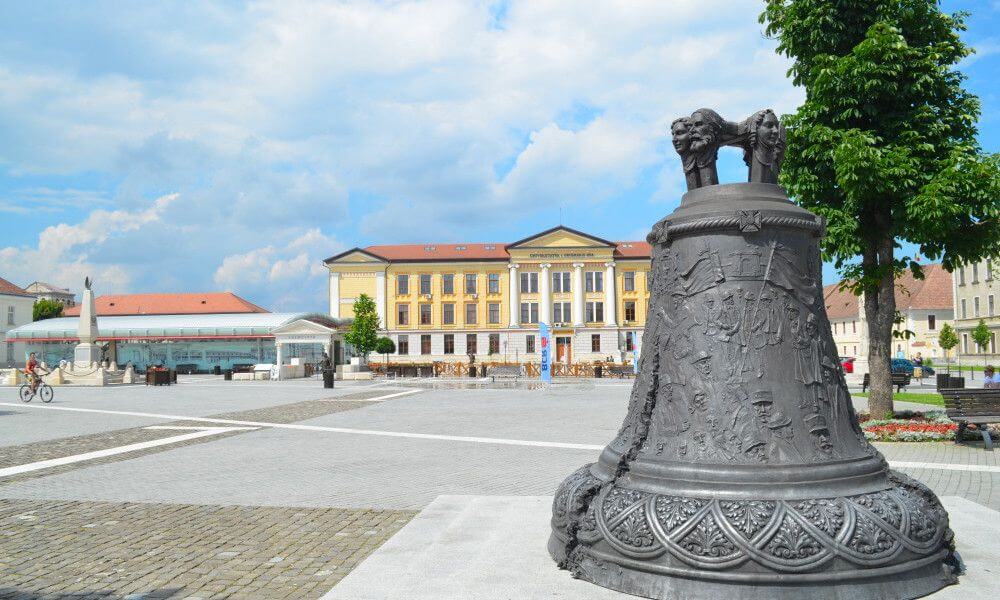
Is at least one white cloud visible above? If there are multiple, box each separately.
[1,0,810,309]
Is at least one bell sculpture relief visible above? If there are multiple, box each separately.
[548,108,959,599]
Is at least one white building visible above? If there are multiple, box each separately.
[24,281,76,307]
[1,277,37,367]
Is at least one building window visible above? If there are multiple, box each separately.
[853,345,857,355]
[443,303,455,325]
[624,301,636,322]
[488,334,500,355]
[419,303,432,325]
[526,335,535,353]
[958,267,966,285]
[443,274,455,295]
[520,272,538,293]
[852,320,856,333]
[552,272,571,293]
[397,335,409,355]
[488,273,500,294]
[5,342,12,364]
[591,334,601,352]
[586,301,604,323]
[397,304,409,326]
[988,262,995,281]
[585,272,603,292]
[444,334,454,354]
[990,295,996,317]
[992,333,997,354]
[843,346,847,355]
[465,303,477,324]
[963,333,969,353]
[624,332,635,352]
[397,274,409,295]
[520,302,538,324]
[6,306,13,326]
[552,302,571,323]
[624,271,635,292]
[972,264,979,283]
[961,298,967,319]
[927,314,936,330]
[421,334,431,355]
[465,273,477,294]
[488,303,501,324]
[419,274,432,295]
[466,333,477,355]
[974,296,981,317]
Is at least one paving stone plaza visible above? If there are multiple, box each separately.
[1,377,998,598]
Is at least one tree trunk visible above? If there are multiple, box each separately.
[863,235,897,418]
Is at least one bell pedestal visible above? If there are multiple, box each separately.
[548,183,957,599]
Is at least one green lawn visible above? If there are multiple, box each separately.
[852,392,944,407]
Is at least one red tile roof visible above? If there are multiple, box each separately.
[0,276,32,298]
[823,264,953,319]
[351,240,652,262]
[895,264,953,310]
[364,243,510,262]
[824,283,859,320]
[63,292,268,317]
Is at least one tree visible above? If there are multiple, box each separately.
[375,336,396,365]
[33,299,63,321]
[938,323,959,374]
[762,1,1000,417]
[971,319,991,371]
[344,294,380,360]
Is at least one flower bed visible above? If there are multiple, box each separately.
[857,410,993,442]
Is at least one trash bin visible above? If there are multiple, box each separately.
[323,368,335,388]
[224,369,233,381]
[936,373,951,389]
[213,365,221,375]
[469,365,477,378]
[594,365,603,378]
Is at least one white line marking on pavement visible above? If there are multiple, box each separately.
[143,425,260,432]
[317,389,423,402]
[4,402,1000,470]
[0,427,254,479]
[889,460,1000,474]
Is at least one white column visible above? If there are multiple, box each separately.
[508,263,519,327]
[539,263,552,325]
[375,270,386,329]
[572,262,585,327]
[604,262,618,326]
[275,342,283,381]
[328,271,341,319]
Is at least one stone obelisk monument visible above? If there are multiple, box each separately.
[548,108,958,599]
[73,276,102,368]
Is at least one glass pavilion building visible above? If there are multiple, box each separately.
[6,312,349,372]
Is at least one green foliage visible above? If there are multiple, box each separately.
[375,336,395,356]
[937,323,959,352]
[32,299,63,321]
[344,294,380,358]
[971,319,991,351]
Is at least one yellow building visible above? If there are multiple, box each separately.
[323,226,651,364]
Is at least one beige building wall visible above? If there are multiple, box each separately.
[952,259,1000,360]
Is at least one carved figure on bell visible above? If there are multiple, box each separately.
[743,109,786,184]
[672,108,728,190]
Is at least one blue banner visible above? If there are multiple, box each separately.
[632,333,639,374]
[539,322,552,383]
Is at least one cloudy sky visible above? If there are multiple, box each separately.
[2,1,998,312]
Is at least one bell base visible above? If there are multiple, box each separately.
[549,533,957,600]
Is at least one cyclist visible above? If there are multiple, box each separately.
[23,352,47,394]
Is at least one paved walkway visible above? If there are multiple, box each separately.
[0,377,996,598]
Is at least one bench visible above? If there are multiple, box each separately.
[861,372,911,393]
[940,388,999,450]
[607,366,635,379]
[489,365,522,382]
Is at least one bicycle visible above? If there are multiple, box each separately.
[19,371,53,403]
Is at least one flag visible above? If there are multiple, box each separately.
[539,322,552,383]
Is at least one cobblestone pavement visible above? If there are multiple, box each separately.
[1,380,997,598]
[0,498,414,600]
